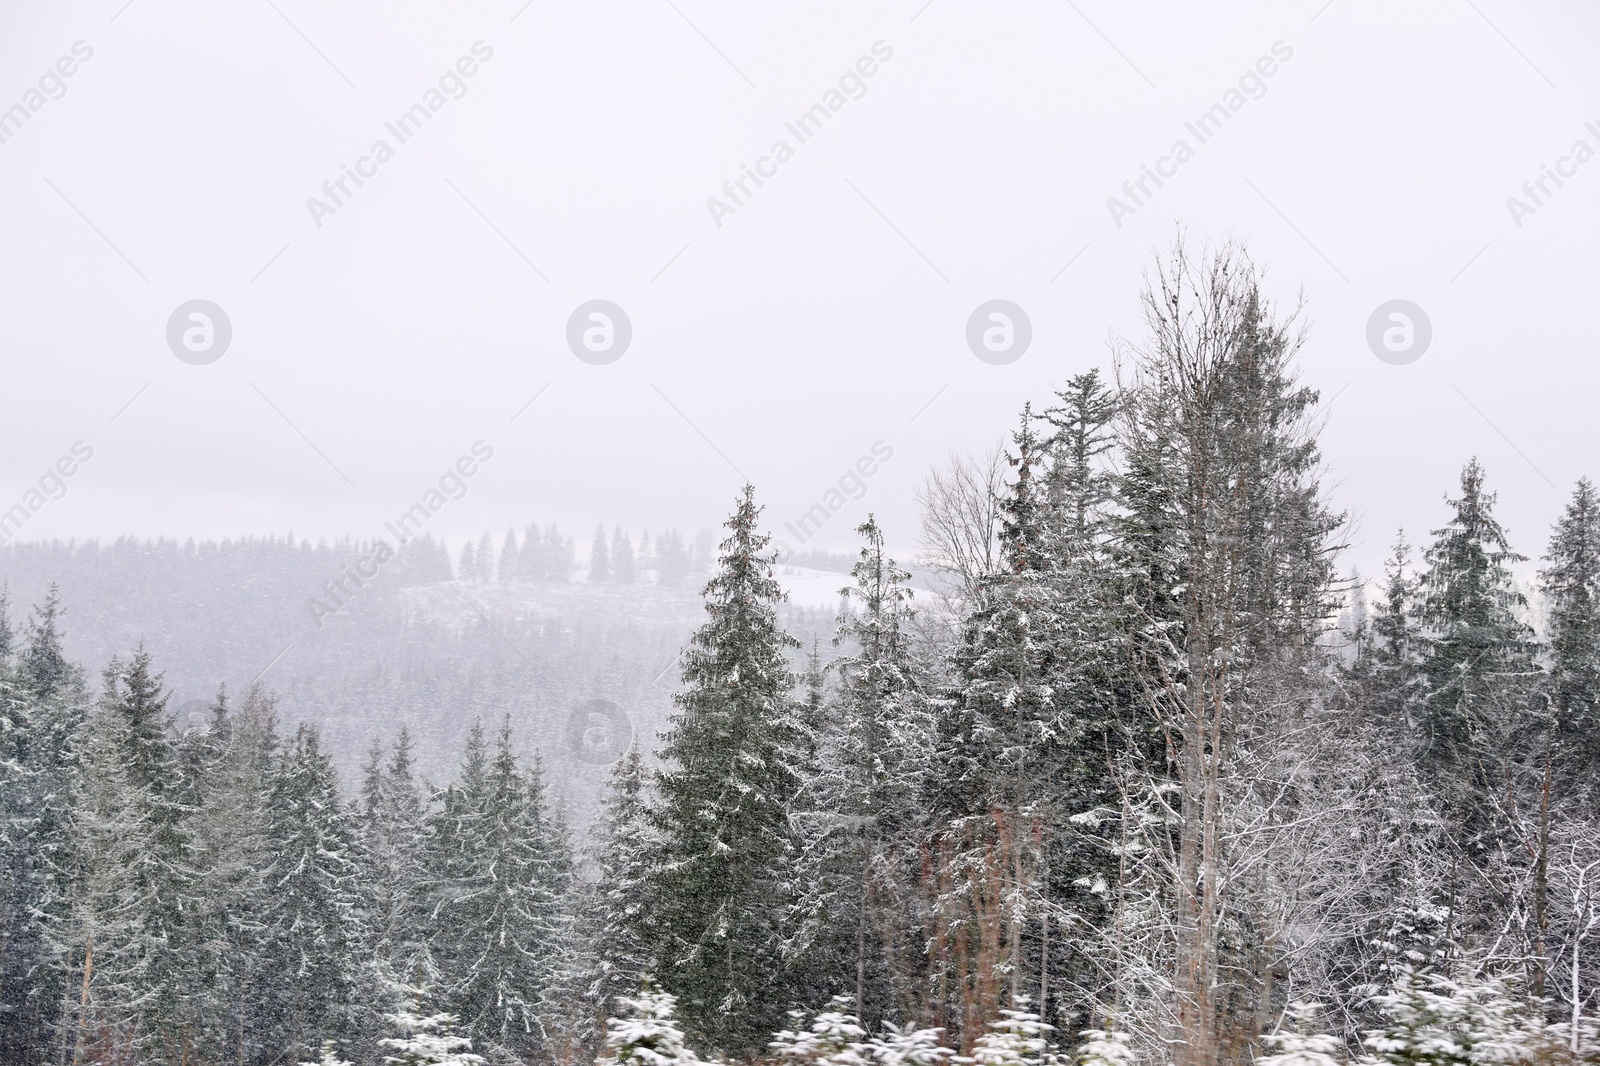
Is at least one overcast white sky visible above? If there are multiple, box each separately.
[2,0,1597,579]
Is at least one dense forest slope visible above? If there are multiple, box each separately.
[0,531,839,818]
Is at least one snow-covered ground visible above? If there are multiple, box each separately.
[774,565,852,611]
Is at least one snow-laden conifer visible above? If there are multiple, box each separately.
[380,1009,487,1066]
[597,987,715,1066]
[790,516,928,1024]
[1074,1028,1135,1066]
[583,744,659,1025]
[430,718,569,1058]
[1259,1002,1342,1066]
[969,1007,1057,1066]
[770,996,873,1066]
[648,484,804,1053]
[259,723,366,1059]
[1542,478,1600,785]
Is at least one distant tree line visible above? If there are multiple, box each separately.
[454,525,716,588]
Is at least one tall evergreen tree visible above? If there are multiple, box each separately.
[648,484,804,1053]
[0,593,26,1052]
[362,727,432,991]
[591,527,613,583]
[475,532,495,584]
[548,525,576,582]
[656,531,692,588]
[1416,460,1537,842]
[583,745,659,1029]
[56,648,197,1064]
[431,720,569,1059]
[1043,370,1117,546]
[0,587,11,661]
[929,410,1068,1040]
[19,587,75,702]
[0,589,89,1066]
[188,684,278,1066]
[792,516,927,1029]
[519,524,544,582]
[1037,370,1126,1036]
[428,721,488,997]
[258,724,366,1061]
[615,529,637,585]
[0,593,47,1065]
[1541,478,1600,785]
[1363,535,1426,737]
[498,528,520,584]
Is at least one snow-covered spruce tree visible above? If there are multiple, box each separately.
[1411,467,1561,992]
[1037,371,1128,1036]
[63,648,202,1063]
[54,683,143,1061]
[1326,537,1461,1017]
[767,965,965,1066]
[582,744,660,1033]
[596,986,713,1066]
[475,532,495,583]
[615,528,638,585]
[1360,536,1427,740]
[1541,478,1600,793]
[928,409,1069,1044]
[592,526,613,583]
[166,685,243,1061]
[1363,965,1548,1066]
[427,719,487,983]
[0,593,44,1064]
[0,593,35,1061]
[796,640,827,804]
[1074,1027,1135,1066]
[1109,239,1343,1066]
[498,528,520,584]
[361,727,434,992]
[871,1021,958,1066]
[531,790,585,1058]
[1,590,89,1066]
[647,484,805,1054]
[431,718,569,1059]
[523,526,545,581]
[769,995,872,1066]
[380,1007,487,1066]
[657,531,692,588]
[258,723,367,1061]
[637,531,656,580]
[1416,459,1538,848]
[790,516,929,1028]
[187,683,280,1066]
[969,1005,1059,1066]
[1042,370,1117,548]
[550,526,578,581]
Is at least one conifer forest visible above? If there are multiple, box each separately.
[6,240,1600,1066]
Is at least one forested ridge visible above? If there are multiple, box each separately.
[0,525,840,801]
[5,243,1600,1066]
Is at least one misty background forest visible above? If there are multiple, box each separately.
[0,520,843,809]
[6,243,1600,1066]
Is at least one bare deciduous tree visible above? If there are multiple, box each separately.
[915,445,1006,622]
[1113,238,1341,1066]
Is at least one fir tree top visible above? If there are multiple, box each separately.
[1421,459,1528,637]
